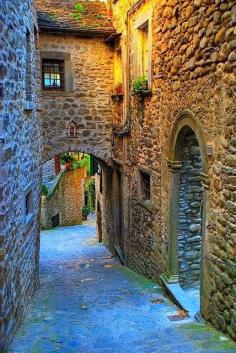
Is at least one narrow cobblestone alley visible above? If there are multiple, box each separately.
[9,221,236,353]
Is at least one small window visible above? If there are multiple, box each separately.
[140,171,151,201]
[137,21,149,78]
[114,47,123,92]
[25,190,33,216]
[42,59,65,90]
[24,183,34,228]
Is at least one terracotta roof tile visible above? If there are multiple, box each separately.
[35,0,115,36]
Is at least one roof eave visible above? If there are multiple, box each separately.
[39,25,116,38]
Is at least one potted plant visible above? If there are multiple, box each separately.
[132,76,148,95]
[82,206,90,221]
[60,159,66,171]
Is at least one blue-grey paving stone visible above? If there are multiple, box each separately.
[8,221,236,353]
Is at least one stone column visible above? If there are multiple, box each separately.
[163,160,182,283]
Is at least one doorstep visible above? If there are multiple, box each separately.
[114,244,125,265]
[160,275,201,320]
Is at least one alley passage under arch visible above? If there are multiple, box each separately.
[9,221,236,353]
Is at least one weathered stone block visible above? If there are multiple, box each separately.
[189,224,201,232]
[225,155,236,167]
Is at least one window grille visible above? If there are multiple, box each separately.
[42,59,65,90]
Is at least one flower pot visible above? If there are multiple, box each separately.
[115,84,123,95]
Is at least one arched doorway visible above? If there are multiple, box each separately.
[177,127,203,289]
[163,110,209,317]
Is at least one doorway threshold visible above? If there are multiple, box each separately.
[160,276,203,322]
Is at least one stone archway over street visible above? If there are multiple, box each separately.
[2,0,236,349]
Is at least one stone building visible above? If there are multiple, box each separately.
[104,0,236,341]
[35,0,120,291]
[0,0,41,349]
[40,152,95,229]
[36,0,116,164]
[1,0,236,349]
[41,168,86,229]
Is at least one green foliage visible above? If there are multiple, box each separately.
[96,14,103,19]
[41,184,49,196]
[86,178,95,211]
[132,76,148,94]
[72,155,90,171]
[60,153,74,163]
[70,12,82,20]
[69,3,84,20]
[74,3,84,13]
[82,205,90,216]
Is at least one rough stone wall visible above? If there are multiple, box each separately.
[111,0,236,340]
[95,173,103,242]
[178,129,203,288]
[0,0,42,349]
[60,169,84,226]
[40,173,62,229]
[41,169,85,228]
[42,159,56,187]
[210,109,236,339]
[98,166,115,253]
[39,34,115,164]
[111,0,165,280]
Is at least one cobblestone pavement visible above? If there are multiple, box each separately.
[9,221,236,353]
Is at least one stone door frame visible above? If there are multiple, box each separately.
[164,110,209,312]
